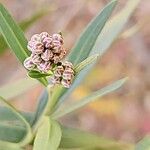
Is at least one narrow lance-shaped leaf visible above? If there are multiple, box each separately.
[52,0,140,107]
[74,54,99,73]
[0,8,49,54]
[68,0,117,65]
[48,0,117,111]
[60,126,133,150]
[0,4,48,86]
[0,78,38,100]
[52,78,127,119]
[0,96,32,146]
[0,3,29,62]
[28,70,53,79]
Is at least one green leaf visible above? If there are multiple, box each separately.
[0,78,38,100]
[60,127,133,150]
[0,8,49,54]
[0,140,23,150]
[135,136,150,150]
[0,123,25,142]
[49,0,117,107]
[52,78,127,119]
[0,3,29,63]
[0,96,32,146]
[33,0,117,118]
[52,0,140,108]
[0,3,48,86]
[0,106,35,125]
[74,54,99,73]
[68,0,117,65]
[33,117,62,150]
[28,70,53,79]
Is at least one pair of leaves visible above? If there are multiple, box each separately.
[33,117,62,150]
[0,3,48,86]
[49,0,117,107]
[51,0,140,108]
[33,0,139,124]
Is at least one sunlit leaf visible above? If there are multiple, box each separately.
[74,54,99,73]
[52,0,140,107]
[49,0,117,110]
[52,78,127,118]
[0,78,38,100]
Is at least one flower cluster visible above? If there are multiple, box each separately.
[24,32,66,72]
[24,32,75,88]
[51,61,75,88]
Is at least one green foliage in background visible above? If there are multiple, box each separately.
[0,0,143,150]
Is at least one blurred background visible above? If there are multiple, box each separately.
[0,0,150,144]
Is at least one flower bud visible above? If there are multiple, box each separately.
[31,54,42,65]
[43,36,53,48]
[51,76,61,84]
[24,57,35,70]
[52,33,63,44]
[40,32,50,41]
[53,55,61,64]
[41,49,53,61]
[37,61,52,72]
[63,68,74,80]
[61,79,72,88]
[54,66,64,77]
[32,42,44,54]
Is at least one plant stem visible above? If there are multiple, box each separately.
[32,85,58,135]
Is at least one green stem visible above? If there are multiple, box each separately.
[32,85,58,135]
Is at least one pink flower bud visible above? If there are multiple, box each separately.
[24,57,35,70]
[63,68,74,80]
[53,55,60,64]
[51,76,61,84]
[31,54,42,65]
[40,32,50,41]
[41,49,53,61]
[32,42,44,54]
[54,66,64,77]
[52,33,63,44]
[63,61,73,69]
[43,36,53,48]
[61,79,72,88]
[37,61,52,72]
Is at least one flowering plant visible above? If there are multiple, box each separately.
[0,0,145,150]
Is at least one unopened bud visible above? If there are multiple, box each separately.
[24,57,35,70]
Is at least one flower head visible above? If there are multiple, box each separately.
[24,32,66,73]
[51,61,75,88]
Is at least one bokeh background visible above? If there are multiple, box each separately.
[0,0,150,144]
